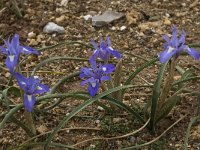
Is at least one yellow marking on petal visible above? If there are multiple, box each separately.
[9,55,15,62]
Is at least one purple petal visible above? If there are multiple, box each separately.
[106,36,111,46]
[88,80,100,97]
[159,47,177,63]
[21,46,40,55]
[0,46,8,54]
[89,51,99,69]
[5,55,19,72]
[163,35,170,43]
[179,31,186,45]
[184,46,200,60]
[102,64,115,74]
[101,76,110,81]
[80,77,93,86]
[34,83,49,94]
[24,94,36,112]
[107,48,121,59]
[11,34,20,49]
[80,67,94,78]
[14,73,27,89]
[91,39,99,50]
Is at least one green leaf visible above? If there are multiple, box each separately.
[9,142,78,150]
[155,94,180,123]
[104,96,145,123]
[124,58,158,85]
[178,69,193,89]
[1,86,21,109]
[149,61,168,132]
[183,116,200,150]
[44,85,135,150]
[31,56,88,76]
[9,116,34,137]
[0,104,23,130]
[122,58,158,96]
[50,71,80,94]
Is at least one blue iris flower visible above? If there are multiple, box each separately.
[160,26,199,63]
[90,36,121,68]
[14,73,49,112]
[80,62,115,97]
[0,34,40,72]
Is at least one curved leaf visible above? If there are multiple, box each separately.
[44,85,135,149]
[149,61,168,132]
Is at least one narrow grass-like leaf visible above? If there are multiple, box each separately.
[155,94,180,123]
[183,116,200,150]
[124,58,158,85]
[122,58,158,96]
[173,76,200,86]
[0,104,23,130]
[9,116,33,137]
[2,86,21,108]
[104,96,145,123]
[177,69,193,90]
[149,61,168,132]
[9,142,78,150]
[44,85,134,149]
[50,71,80,94]
[112,60,123,101]
[31,56,88,76]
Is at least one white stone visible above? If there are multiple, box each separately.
[120,26,126,31]
[83,14,92,21]
[43,22,65,34]
[28,31,36,38]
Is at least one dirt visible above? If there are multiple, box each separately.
[0,0,200,149]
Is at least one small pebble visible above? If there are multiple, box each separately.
[120,26,126,31]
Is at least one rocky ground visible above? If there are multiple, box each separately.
[0,0,200,149]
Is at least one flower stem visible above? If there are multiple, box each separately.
[24,110,36,136]
[158,59,177,110]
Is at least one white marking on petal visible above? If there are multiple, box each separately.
[167,46,174,53]
[108,47,113,51]
[94,50,97,53]
[186,46,191,52]
[9,55,15,62]
[27,95,32,102]
[23,47,29,52]
[91,82,96,88]
[21,81,26,85]
[37,86,42,90]
[102,67,107,71]
[34,76,39,79]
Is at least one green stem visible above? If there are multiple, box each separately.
[24,110,36,136]
[11,0,23,18]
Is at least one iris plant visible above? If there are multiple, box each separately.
[80,62,115,97]
[160,26,199,63]
[159,26,199,63]
[90,36,121,68]
[0,34,40,72]
[14,73,49,112]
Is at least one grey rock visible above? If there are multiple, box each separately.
[43,22,65,34]
[92,10,124,27]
